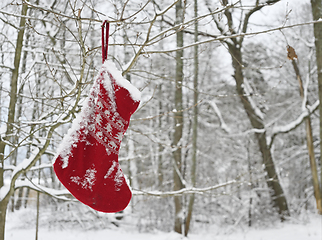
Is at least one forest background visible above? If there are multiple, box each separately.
[0,0,321,239]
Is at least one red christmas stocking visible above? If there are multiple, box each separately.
[53,60,141,213]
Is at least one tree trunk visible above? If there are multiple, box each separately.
[14,188,24,211]
[184,0,198,236]
[291,59,322,213]
[0,197,9,240]
[228,44,290,220]
[157,84,164,188]
[310,0,322,206]
[0,3,28,240]
[12,35,30,211]
[0,2,28,189]
[247,141,253,227]
[173,0,184,234]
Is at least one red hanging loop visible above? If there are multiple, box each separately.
[102,20,110,63]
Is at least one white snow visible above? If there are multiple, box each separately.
[103,60,141,102]
[104,161,117,179]
[70,166,97,190]
[114,165,123,190]
[5,213,322,240]
[0,185,10,201]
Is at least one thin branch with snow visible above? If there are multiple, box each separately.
[132,180,239,197]
[268,100,319,147]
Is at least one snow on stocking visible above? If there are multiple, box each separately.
[53,60,141,213]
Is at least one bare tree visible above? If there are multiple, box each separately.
[310,0,322,213]
[173,0,185,234]
[206,0,290,220]
[184,0,198,236]
[0,2,28,238]
[288,46,322,213]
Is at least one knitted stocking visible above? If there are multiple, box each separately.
[53,61,140,213]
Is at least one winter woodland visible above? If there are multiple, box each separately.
[0,0,322,239]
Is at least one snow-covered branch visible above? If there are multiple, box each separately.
[268,100,319,146]
[133,180,239,197]
[15,179,72,201]
[205,100,231,133]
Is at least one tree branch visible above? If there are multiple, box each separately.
[268,100,319,147]
[133,180,239,197]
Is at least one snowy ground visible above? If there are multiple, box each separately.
[5,212,322,240]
